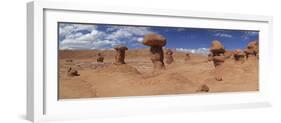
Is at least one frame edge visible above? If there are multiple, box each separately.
[27,0,274,122]
[27,1,45,122]
[27,1,35,122]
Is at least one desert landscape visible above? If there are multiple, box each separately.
[58,36,259,99]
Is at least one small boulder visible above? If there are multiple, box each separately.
[198,84,210,92]
[96,53,104,63]
[184,53,191,62]
[67,67,80,77]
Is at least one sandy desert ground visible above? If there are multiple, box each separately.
[58,48,258,99]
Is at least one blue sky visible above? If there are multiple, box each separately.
[59,22,259,53]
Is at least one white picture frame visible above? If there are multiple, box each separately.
[27,0,273,122]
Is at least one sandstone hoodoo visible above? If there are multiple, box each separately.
[165,49,174,64]
[114,45,128,65]
[184,53,191,62]
[233,49,245,63]
[67,67,80,77]
[96,53,104,63]
[244,41,259,60]
[143,33,166,71]
[208,40,226,81]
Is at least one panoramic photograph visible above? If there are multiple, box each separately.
[58,22,259,99]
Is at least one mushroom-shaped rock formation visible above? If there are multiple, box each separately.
[209,40,226,81]
[210,40,225,55]
[114,45,128,65]
[248,41,259,49]
[96,53,104,63]
[233,49,245,63]
[244,41,259,60]
[184,53,191,62]
[143,33,166,71]
[67,67,80,77]
[165,49,174,64]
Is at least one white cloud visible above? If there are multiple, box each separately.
[106,26,153,40]
[244,31,258,36]
[175,48,210,55]
[60,39,92,50]
[214,33,232,38]
[59,23,97,39]
[241,31,259,41]
[59,24,153,50]
[136,37,144,43]
[65,32,83,39]
[76,30,105,41]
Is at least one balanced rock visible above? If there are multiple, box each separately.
[143,33,166,71]
[209,40,226,81]
[143,33,166,47]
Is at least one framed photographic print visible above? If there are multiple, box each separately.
[27,0,273,122]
